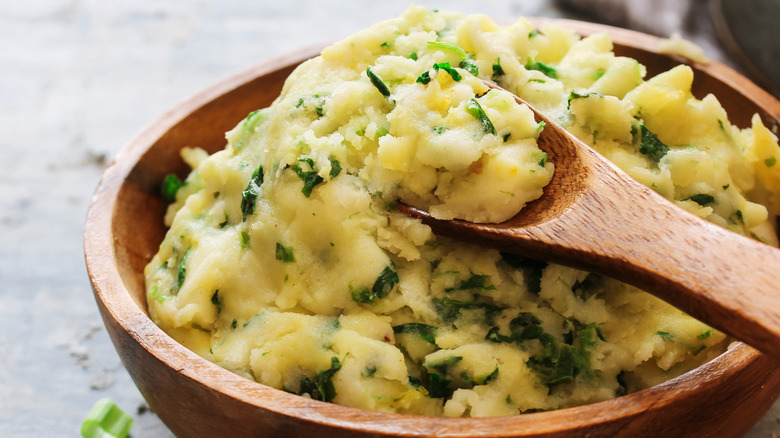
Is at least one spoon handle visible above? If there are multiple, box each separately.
[538,152,780,361]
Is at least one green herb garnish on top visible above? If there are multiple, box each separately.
[240,165,264,221]
[465,98,497,136]
[351,262,400,304]
[161,174,182,201]
[366,66,391,98]
[297,356,342,402]
[637,124,670,164]
[291,158,324,197]
[526,59,558,79]
[492,57,505,81]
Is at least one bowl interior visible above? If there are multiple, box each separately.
[89,19,780,438]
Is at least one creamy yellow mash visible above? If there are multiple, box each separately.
[145,6,780,417]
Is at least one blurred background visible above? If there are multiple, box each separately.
[1,1,777,436]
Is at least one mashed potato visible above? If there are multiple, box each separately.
[145,6,780,417]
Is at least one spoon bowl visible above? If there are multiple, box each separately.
[402,81,780,361]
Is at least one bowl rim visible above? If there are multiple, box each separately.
[84,17,780,436]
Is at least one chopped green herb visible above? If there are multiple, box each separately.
[458,58,479,76]
[149,285,166,303]
[511,312,543,328]
[366,66,391,97]
[432,297,502,324]
[233,108,266,151]
[693,344,707,355]
[218,211,229,228]
[481,367,499,384]
[528,29,539,38]
[373,263,399,297]
[375,127,389,139]
[427,41,468,58]
[177,247,191,290]
[416,70,431,84]
[503,133,511,142]
[363,365,378,377]
[231,318,237,329]
[638,124,670,164]
[736,210,744,222]
[393,323,438,345]
[426,355,463,375]
[698,329,713,339]
[527,332,592,385]
[500,252,547,295]
[81,398,134,438]
[434,62,462,81]
[491,57,505,81]
[211,290,222,313]
[417,62,463,84]
[526,59,558,79]
[432,126,447,134]
[428,372,452,398]
[243,110,260,125]
[408,375,422,389]
[160,174,182,201]
[294,95,326,117]
[313,99,325,117]
[722,184,730,190]
[328,155,342,178]
[534,151,549,167]
[766,157,777,168]
[571,273,602,300]
[291,157,324,197]
[683,193,715,206]
[444,274,496,292]
[577,323,606,357]
[380,41,391,49]
[465,98,497,136]
[240,230,251,249]
[352,263,400,304]
[592,68,605,80]
[657,331,674,339]
[528,78,546,84]
[486,312,544,344]
[240,165,264,221]
[275,243,295,263]
[616,371,628,396]
[297,356,342,402]
[408,52,418,61]
[567,90,600,109]
[486,324,541,344]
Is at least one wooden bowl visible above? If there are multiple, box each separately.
[84,19,780,437]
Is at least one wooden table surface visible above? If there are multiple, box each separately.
[1,1,777,436]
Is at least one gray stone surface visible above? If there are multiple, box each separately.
[0,1,777,437]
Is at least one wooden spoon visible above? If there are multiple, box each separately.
[401,82,780,361]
